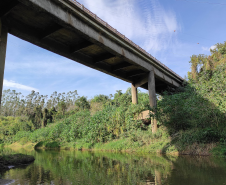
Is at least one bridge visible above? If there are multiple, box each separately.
[0,0,184,132]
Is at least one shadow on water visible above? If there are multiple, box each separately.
[1,148,226,185]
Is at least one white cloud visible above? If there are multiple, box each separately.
[210,45,217,50]
[202,47,209,51]
[79,0,180,53]
[202,45,217,52]
[3,79,39,92]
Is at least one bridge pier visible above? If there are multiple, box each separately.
[0,20,8,106]
[155,170,162,185]
[148,71,157,133]
[131,84,138,104]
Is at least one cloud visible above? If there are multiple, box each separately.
[3,79,39,92]
[78,0,180,53]
[210,45,217,50]
[202,45,217,52]
[202,47,210,51]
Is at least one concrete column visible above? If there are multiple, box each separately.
[155,170,162,185]
[131,83,138,104]
[0,20,8,106]
[148,70,157,133]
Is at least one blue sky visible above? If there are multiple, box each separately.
[3,0,225,98]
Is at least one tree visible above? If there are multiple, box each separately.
[75,96,90,110]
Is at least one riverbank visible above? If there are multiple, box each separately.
[35,143,224,156]
[0,154,35,170]
[0,153,35,184]
[4,126,226,157]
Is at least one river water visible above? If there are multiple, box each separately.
[1,148,226,185]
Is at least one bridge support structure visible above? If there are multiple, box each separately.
[131,70,158,133]
[0,20,7,106]
[148,70,157,133]
[131,84,138,104]
[155,170,162,185]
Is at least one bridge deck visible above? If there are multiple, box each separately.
[0,0,183,94]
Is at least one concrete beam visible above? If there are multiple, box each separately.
[127,70,146,78]
[0,21,8,106]
[39,23,63,40]
[71,40,93,53]
[154,68,180,87]
[0,0,19,18]
[93,53,115,63]
[148,71,157,133]
[8,18,133,84]
[112,62,132,71]
[134,74,148,88]
[131,84,138,104]
[21,0,182,85]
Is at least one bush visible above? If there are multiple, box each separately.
[19,137,28,145]
[156,81,226,133]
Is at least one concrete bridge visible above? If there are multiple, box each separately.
[0,0,184,132]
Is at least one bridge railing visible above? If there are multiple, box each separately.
[68,0,183,80]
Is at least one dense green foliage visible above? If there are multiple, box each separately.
[1,41,226,155]
[0,88,151,148]
[153,41,226,153]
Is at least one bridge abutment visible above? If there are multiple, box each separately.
[0,20,7,106]
[148,71,157,133]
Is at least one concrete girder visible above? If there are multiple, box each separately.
[39,23,63,40]
[127,70,146,78]
[7,17,134,84]
[71,40,93,53]
[17,0,182,87]
[93,53,115,63]
[112,62,132,71]
[0,0,19,18]
[134,74,148,88]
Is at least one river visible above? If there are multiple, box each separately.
[1,148,226,185]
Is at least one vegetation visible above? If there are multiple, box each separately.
[153,41,226,155]
[0,88,152,150]
[1,41,226,155]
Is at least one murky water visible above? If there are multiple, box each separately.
[1,148,226,185]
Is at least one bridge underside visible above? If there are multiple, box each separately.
[0,0,182,94]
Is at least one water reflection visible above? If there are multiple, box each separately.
[1,148,226,185]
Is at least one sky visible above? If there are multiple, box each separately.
[3,0,226,98]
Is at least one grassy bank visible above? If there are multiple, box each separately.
[1,41,226,156]
[5,125,225,156]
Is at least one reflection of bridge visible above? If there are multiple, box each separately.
[0,0,184,131]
